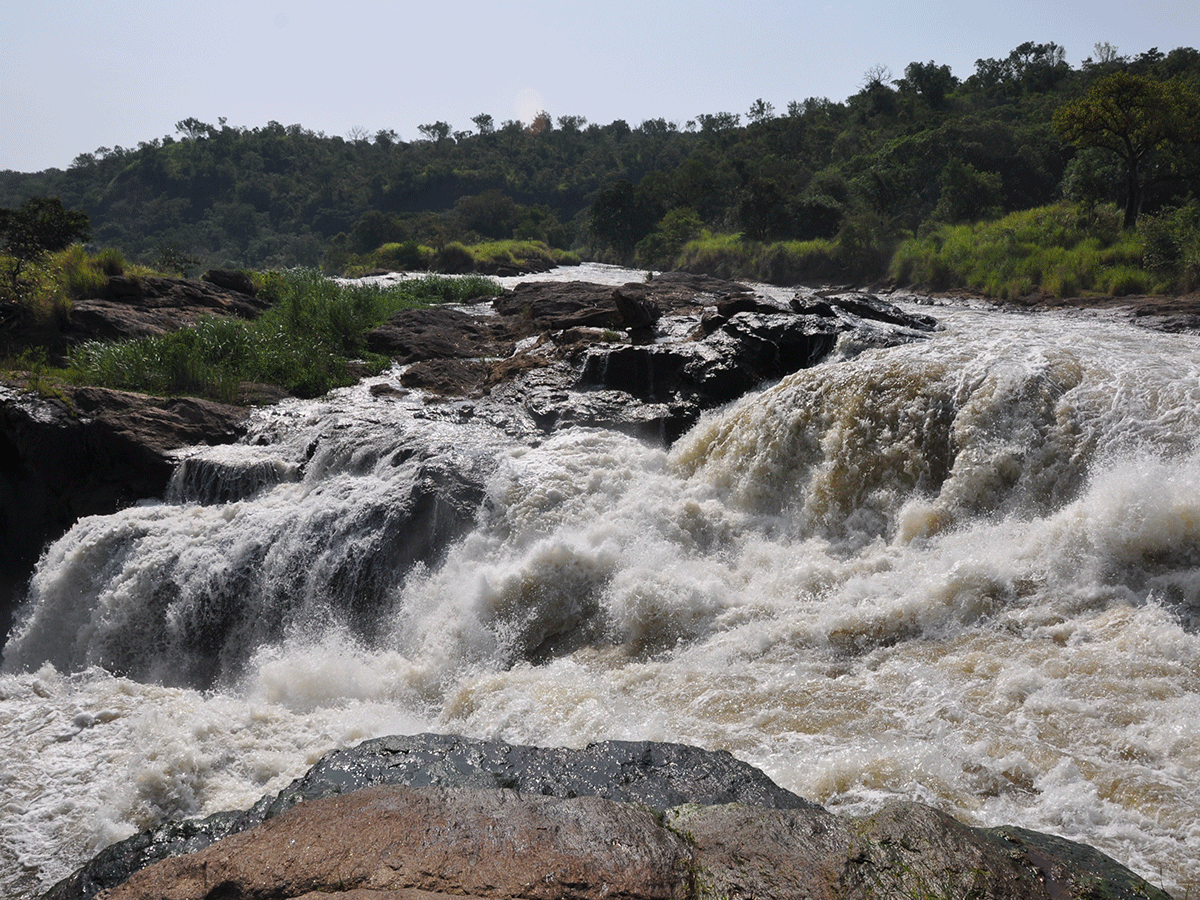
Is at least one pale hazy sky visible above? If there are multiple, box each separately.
[1,0,1195,173]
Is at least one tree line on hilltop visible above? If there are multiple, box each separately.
[1,41,1198,281]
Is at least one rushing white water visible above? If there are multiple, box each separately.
[2,270,1199,897]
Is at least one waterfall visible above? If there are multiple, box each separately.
[2,272,1199,897]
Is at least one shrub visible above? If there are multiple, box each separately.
[834,211,896,281]
[887,201,1171,299]
[431,242,475,273]
[56,245,109,301]
[1100,265,1150,296]
[1139,203,1200,291]
[374,240,429,271]
[95,248,126,276]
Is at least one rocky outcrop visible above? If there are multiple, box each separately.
[364,274,938,442]
[66,273,267,343]
[47,734,1171,900]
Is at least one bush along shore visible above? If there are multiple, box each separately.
[655,200,1200,301]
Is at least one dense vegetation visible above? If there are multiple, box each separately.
[1,41,1198,296]
[68,269,502,400]
[4,252,502,401]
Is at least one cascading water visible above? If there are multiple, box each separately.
[2,268,1198,897]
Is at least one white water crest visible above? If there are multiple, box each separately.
[3,270,1199,896]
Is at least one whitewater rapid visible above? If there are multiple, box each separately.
[2,272,1199,897]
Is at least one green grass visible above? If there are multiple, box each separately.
[468,238,580,268]
[68,268,503,402]
[1,244,146,329]
[346,238,579,277]
[889,202,1161,299]
[675,232,846,283]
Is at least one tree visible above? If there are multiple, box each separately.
[1,196,92,294]
[747,98,775,124]
[899,61,957,110]
[176,117,216,140]
[417,121,453,144]
[471,113,494,135]
[526,111,553,135]
[932,159,1003,223]
[556,115,587,133]
[1053,72,1200,227]
[589,180,659,257]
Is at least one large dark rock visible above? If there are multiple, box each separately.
[66,275,268,343]
[363,279,939,446]
[491,281,627,330]
[199,268,256,296]
[258,733,820,816]
[47,734,1172,900]
[791,291,939,331]
[365,307,523,363]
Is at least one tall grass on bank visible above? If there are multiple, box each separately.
[889,202,1163,299]
[674,233,839,283]
[670,213,896,285]
[343,239,580,277]
[2,244,137,328]
[69,269,503,401]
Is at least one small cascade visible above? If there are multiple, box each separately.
[168,445,302,505]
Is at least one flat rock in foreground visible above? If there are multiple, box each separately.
[94,784,1169,900]
[48,734,1171,900]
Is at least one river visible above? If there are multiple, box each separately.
[2,265,1198,897]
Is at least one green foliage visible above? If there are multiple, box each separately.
[636,207,701,269]
[1054,71,1200,227]
[834,210,897,280]
[931,159,1003,224]
[890,202,1150,298]
[57,245,113,300]
[0,196,92,301]
[675,232,839,283]
[0,196,92,260]
[69,269,503,401]
[589,180,661,258]
[1138,202,1200,291]
[155,244,199,277]
[431,242,476,274]
[373,240,429,271]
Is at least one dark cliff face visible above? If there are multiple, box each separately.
[0,386,248,646]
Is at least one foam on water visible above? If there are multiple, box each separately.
[3,290,1200,896]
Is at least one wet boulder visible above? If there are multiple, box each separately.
[47,734,1171,900]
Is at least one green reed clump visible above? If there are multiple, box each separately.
[70,269,503,401]
[675,232,843,284]
[470,239,581,268]
[347,238,578,277]
[890,202,1161,298]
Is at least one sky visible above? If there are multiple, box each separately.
[1,0,1196,173]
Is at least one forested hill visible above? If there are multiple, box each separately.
[2,42,1198,274]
